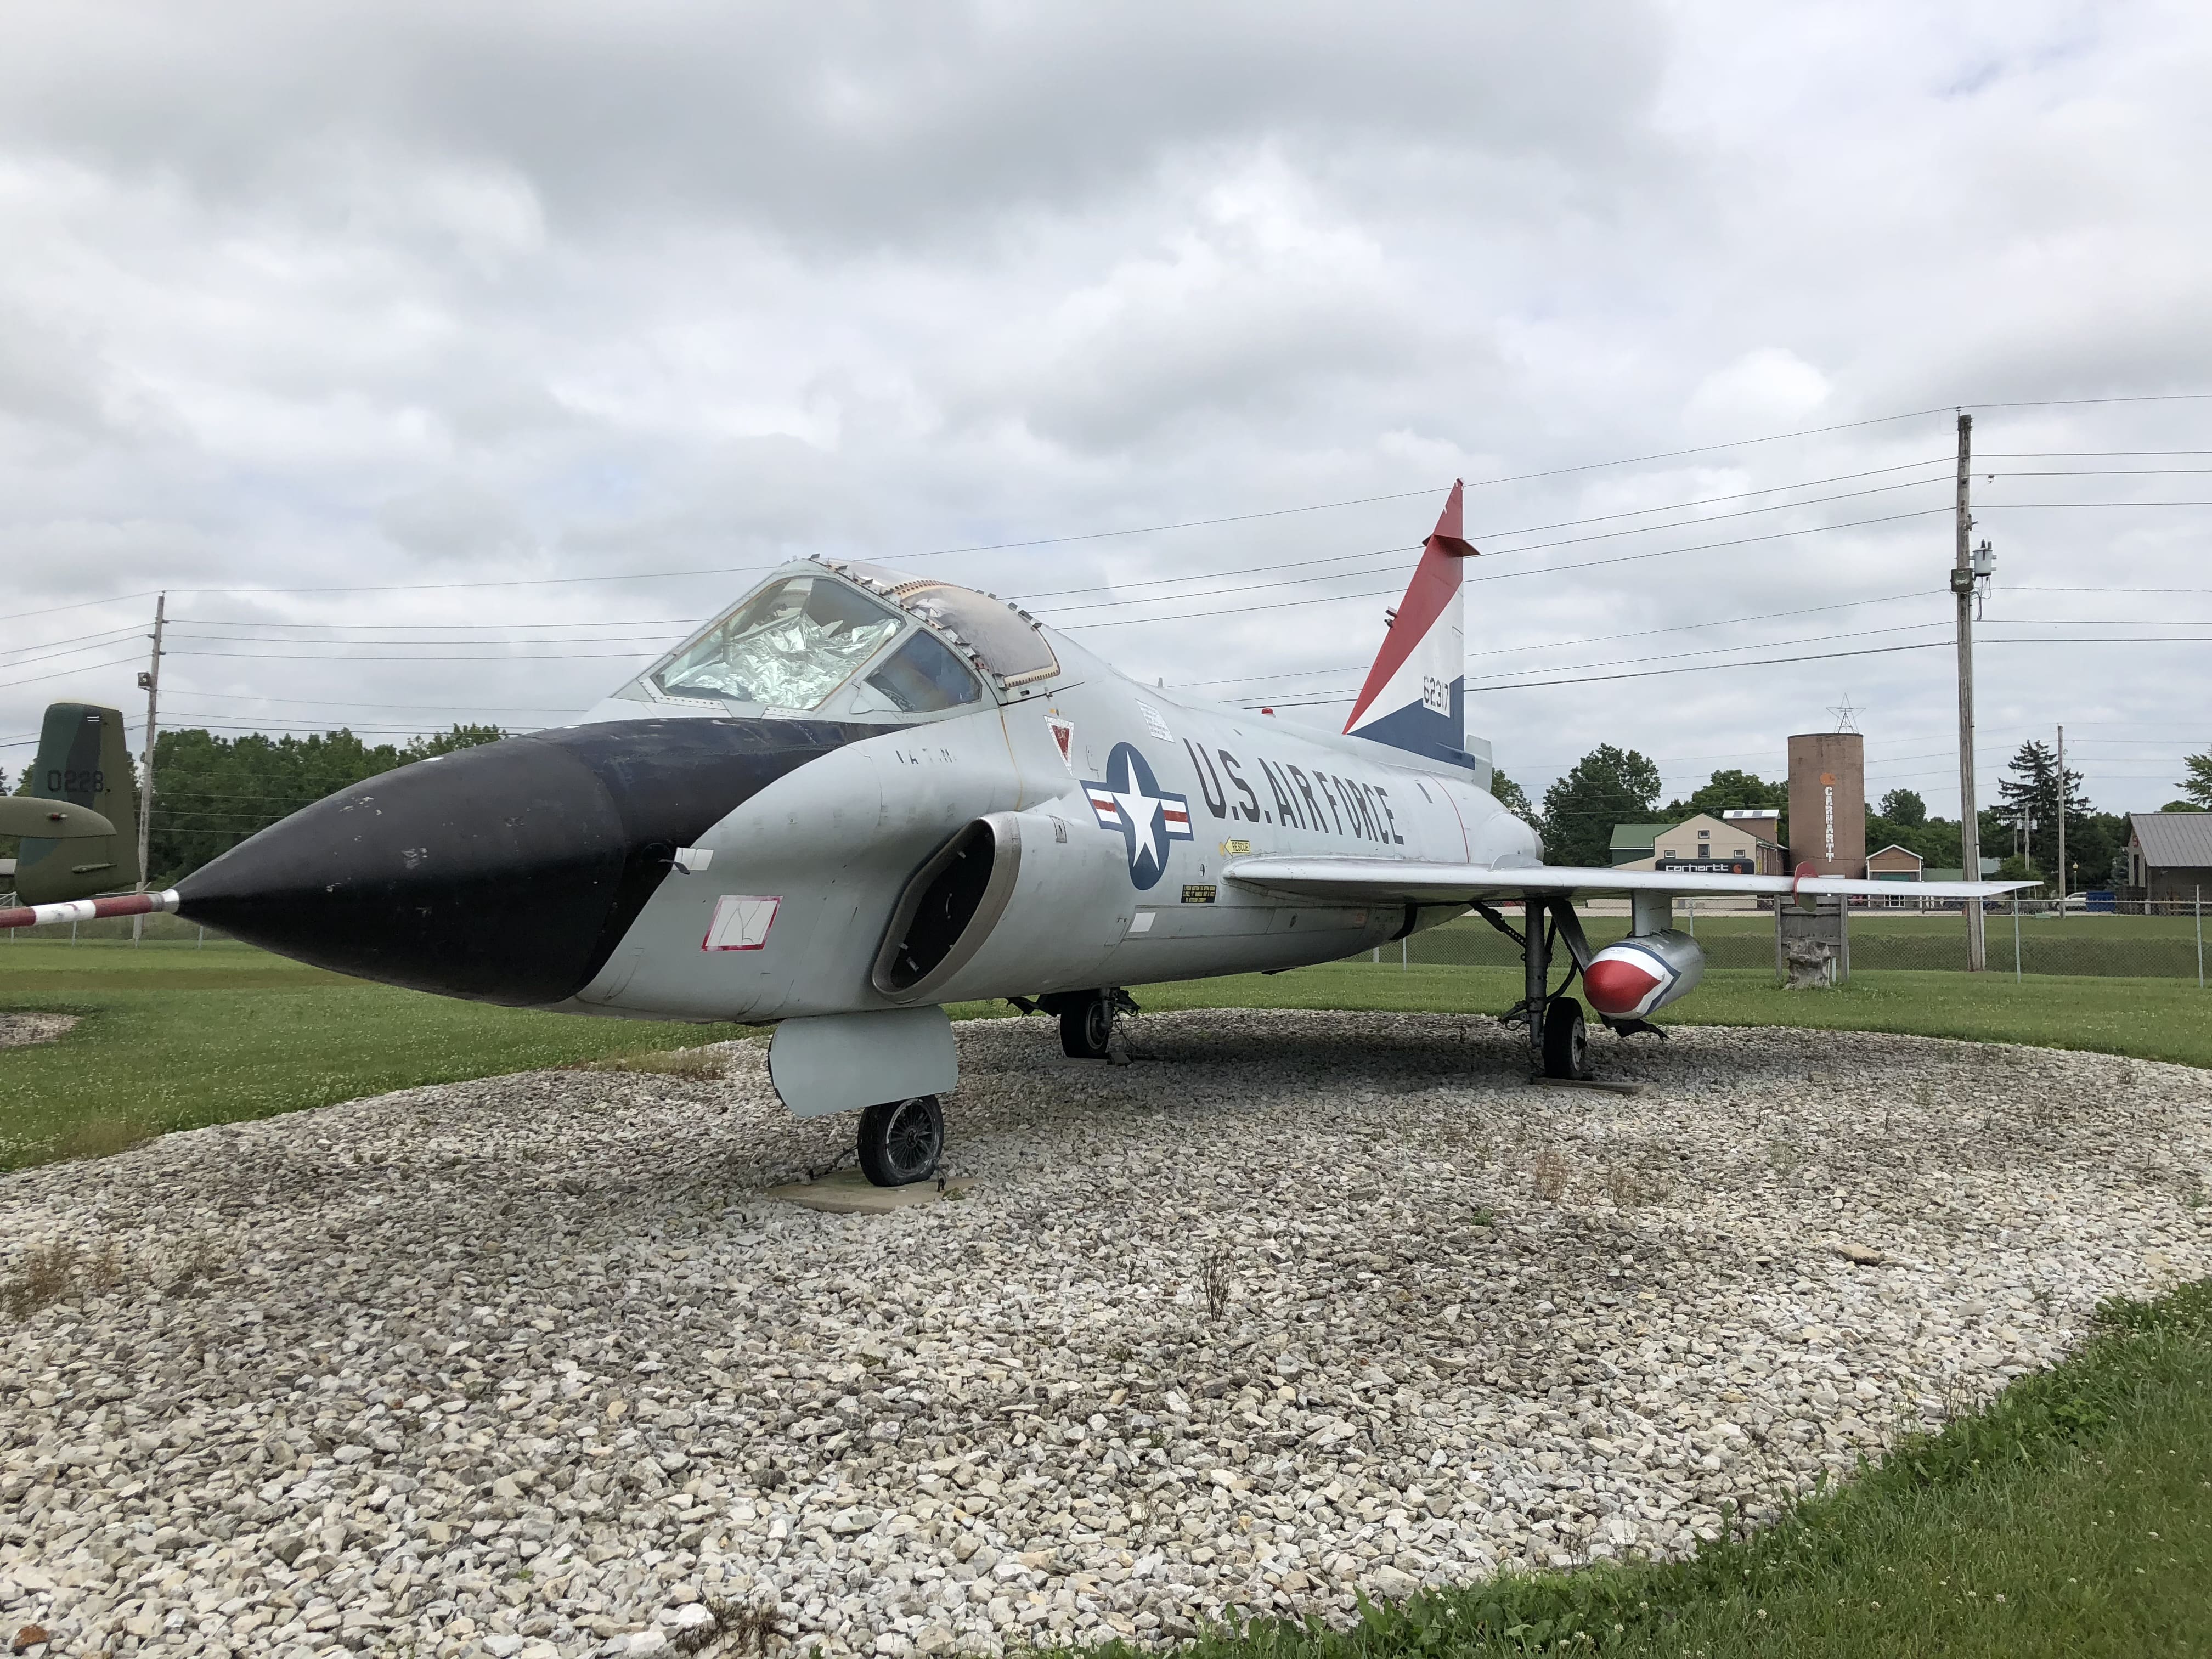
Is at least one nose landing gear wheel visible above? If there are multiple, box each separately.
[1542,996,1589,1080]
[1060,991,1117,1059]
[857,1094,943,1187]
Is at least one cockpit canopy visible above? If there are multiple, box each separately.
[630,560,1059,720]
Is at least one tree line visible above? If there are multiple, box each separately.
[4,725,503,888]
[6,725,2210,896]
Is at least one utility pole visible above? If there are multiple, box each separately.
[132,592,165,945]
[2055,723,2067,918]
[1952,413,1986,970]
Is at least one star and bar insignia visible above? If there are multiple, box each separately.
[1082,741,1194,890]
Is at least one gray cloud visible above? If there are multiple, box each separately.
[1,3,1668,246]
[3,0,2209,822]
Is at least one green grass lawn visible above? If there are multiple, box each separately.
[4,940,2208,1171]
[1090,1281,2212,1659]
[0,939,753,1169]
[7,937,2212,1655]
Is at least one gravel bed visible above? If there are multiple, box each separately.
[0,1014,77,1049]
[1,1008,2208,1659]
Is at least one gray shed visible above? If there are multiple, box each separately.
[2126,812,2212,904]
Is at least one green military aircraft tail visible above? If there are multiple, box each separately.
[4,702,138,905]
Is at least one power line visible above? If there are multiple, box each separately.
[0,653,147,692]
[1169,590,1947,691]
[0,624,147,661]
[1259,620,1967,707]
[1465,471,1951,554]
[1460,476,1952,561]
[161,693,580,713]
[161,647,660,663]
[1061,508,1955,631]
[32,405,1960,609]
[1971,391,2212,408]
[151,465,1956,639]
[0,591,159,627]
[10,397,2203,622]
[95,506,1959,661]
[0,631,156,671]
[1249,640,1955,705]
[1246,624,2212,709]
[166,630,685,648]
[169,614,714,632]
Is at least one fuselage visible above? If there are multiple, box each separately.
[170,561,1538,1019]
[563,628,1537,1022]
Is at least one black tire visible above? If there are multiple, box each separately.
[1059,991,1115,1059]
[856,1094,943,1187]
[1541,997,1588,1080]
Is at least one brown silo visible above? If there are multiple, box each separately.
[1787,732,1866,876]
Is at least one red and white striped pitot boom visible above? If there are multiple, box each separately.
[0,889,181,931]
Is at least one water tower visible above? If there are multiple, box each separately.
[1787,724,1866,878]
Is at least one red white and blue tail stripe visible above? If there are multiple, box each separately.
[1342,480,1476,769]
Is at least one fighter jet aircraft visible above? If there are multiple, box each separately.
[3,484,2030,1184]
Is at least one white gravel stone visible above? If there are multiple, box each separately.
[1,1009,2206,1658]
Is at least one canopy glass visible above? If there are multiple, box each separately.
[651,575,902,709]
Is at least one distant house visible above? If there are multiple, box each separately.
[1608,823,1669,866]
[1866,843,1924,880]
[1614,812,1786,876]
[1865,843,1926,907]
[2124,812,2212,904]
[1721,808,1781,849]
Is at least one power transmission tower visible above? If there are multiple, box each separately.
[132,592,166,945]
[1951,415,1985,969]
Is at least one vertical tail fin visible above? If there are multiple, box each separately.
[12,702,140,904]
[1342,481,1476,768]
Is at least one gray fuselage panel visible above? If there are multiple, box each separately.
[572,625,1537,1022]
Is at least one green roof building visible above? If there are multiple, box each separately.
[1608,823,1670,866]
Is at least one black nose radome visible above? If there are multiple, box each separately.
[176,718,866,1006]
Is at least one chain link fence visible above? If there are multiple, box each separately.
[11,893,2209,981]
[1402,898,2210,983]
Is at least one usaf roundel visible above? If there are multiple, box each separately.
[1082,742,1194,890]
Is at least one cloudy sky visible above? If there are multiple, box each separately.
[4,0,2210,823]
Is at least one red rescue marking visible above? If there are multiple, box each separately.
[1584,956,1661,1018]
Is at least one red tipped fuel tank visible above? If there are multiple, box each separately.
[1583,929,1706,1020]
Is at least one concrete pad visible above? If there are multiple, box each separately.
[767,1169,975,1214]
[1527,1075,1643,1095]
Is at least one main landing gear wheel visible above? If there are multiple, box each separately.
[1542,996,1589,1080]
[1059,991,1116,1059]
[856,1094,943,1187]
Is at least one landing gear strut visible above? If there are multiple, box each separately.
[1480,896,1593,1080]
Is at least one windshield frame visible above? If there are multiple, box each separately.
[632,563,1025,721]
[824,560,1060,690]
